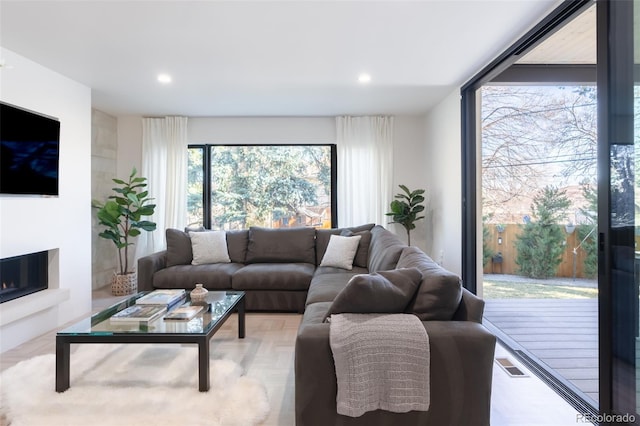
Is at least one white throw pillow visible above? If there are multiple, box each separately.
[189,231,231,265]
[320,234,362,270]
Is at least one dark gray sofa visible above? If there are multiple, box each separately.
[138,224,496,425]
[137,224,375,311]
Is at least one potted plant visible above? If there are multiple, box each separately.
[93,168,156,295]
[385,185,426,246]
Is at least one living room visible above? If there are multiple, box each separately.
[3,0,632,425]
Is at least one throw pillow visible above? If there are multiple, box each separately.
[320,234,361,270]
[323,267,423,321]
[397,246,463,321]
[165,228,193,266]
[367,226,406,272]
[340,229,371,268]
[189,231,231,265]
[314,223,375,264]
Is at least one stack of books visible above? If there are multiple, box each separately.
[163,305,204,321]
[135,289,186,310]
[110,304,167,323]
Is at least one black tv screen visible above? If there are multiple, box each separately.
[0,102,60,196]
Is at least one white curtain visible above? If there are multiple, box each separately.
[136,116,188,259]
[336,116,394,227]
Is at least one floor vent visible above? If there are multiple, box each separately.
[514,349,598,424]
[495,357,528,377]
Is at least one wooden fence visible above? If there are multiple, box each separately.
[482,223,595,279]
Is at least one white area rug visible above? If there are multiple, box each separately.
[0,344,269,426]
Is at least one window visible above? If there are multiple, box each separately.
[187,144,336,230]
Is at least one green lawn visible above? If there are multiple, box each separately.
[483,279,598,299]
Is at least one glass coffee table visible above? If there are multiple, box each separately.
[56,290,245,392]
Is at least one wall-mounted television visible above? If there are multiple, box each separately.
[1,102,60,196]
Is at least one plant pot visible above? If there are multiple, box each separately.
[111,271,137,296]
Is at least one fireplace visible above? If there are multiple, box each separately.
[0,251,49,304]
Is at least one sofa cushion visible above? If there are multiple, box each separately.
[189,230,231,265]
[226,230,248,263]
[246,227,316,264]
[323,268,422,321]
[153,263,243,290]
[232,263,315,291]
[165,228,193,267]
[319,235,361,270]
[397,246,463,321]
[306,271,364,306]
[367,225,406,272]
[315,224,375,265]
[340,229,371,268]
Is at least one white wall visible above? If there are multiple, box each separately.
[391,116,429,251]
[0,47,92,352]
[116,116,429,251]
[189,117,335,144]
[423,89,462,275]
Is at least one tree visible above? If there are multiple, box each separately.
[481,86,596,224]
[576,181,597,278]
[385,185,426,246]
[482,214,495,267]
[515,186,571,278]
[93,168,157,275]
[206,145,329,229]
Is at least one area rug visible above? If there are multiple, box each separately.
[0,344,269,426]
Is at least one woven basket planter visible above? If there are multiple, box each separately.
[111,271,137,296]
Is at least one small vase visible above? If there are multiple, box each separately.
[190,283,209,303]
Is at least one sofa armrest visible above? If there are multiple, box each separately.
[137,251,167,292]
[295,312,496,426]
[452,287,485,323]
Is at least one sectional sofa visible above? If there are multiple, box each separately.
[137,224,496,425]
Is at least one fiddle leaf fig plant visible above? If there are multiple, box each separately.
[93,168,156,275]
[386,184,426,246]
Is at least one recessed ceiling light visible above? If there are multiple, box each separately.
[358,73,371,84]
[157,73,172,84]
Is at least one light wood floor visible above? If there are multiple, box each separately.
[0,288,584,426]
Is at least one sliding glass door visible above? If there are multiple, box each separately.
[462,0,640,420]
[597,0,638,420]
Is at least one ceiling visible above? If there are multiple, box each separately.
[0,0,564,117]
[518,3,595,64]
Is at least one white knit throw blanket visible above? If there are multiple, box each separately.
[329,313,430,417]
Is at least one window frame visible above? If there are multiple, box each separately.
[187,143,338,229]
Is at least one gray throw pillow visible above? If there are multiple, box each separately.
[165,228,193,266]
[367,226,406,272]
[340,229,371,268]
[226,230,248,263]
[397,246,463,321]
[315,224,375,265]
[323,267,423,322]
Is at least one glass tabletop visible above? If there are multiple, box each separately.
[57,290,244,336]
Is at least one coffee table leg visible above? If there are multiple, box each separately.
[55,337,70,392]
[198,339,210,392]
[238,297,245,339]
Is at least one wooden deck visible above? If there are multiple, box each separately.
[483,298,599,404]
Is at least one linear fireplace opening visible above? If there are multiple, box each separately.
[0,251,49,304]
